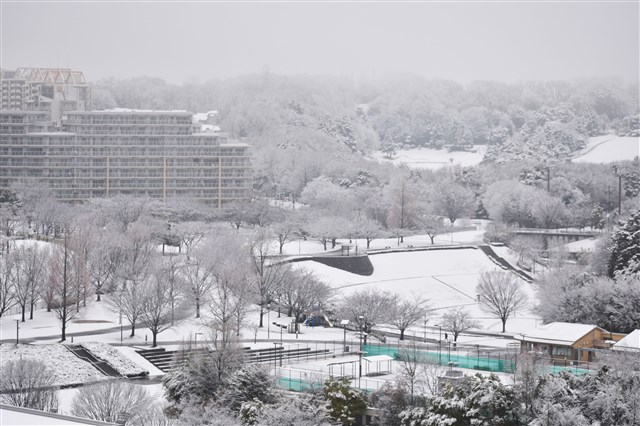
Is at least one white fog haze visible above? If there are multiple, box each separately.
[1,1,639,426]
[2,1,638,83]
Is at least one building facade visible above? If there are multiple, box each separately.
[0,109,252,206]
[0,67,91,114]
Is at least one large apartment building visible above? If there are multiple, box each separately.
[0,68,252,206]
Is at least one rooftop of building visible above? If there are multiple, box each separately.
[517,322,607,346]
[613,329,640,352]
[84,108,192,115]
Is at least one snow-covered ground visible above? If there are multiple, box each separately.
[80,342,149,376]
[292,246,539,337]
[572,135,640,163]
[0,344,108,387]
[370,146,486,170]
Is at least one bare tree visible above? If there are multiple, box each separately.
[270,210,299,255]
[156,255,186,326]
[139,263,187,347]
[109,223,156,336]
[390,295,430,340]
[397,340,426,403]
[249,228,291,327]
[9,244,48,322]
[175,221,208,259]
[207,232,252,337]
[440,307,480,346]
[339,288,395,344]
[0,255,15,317]
[87,228,122,301]
[182,250,214,319]
[0,358,58,412]
[49,231,80,341]
[280,268,333,332]
[416,214,447,245]
[71,381,154,424]
[352,216,383,249]
[477,270,528,332]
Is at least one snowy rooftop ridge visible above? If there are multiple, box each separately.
[518,322,604,345]
[613,329,640,352]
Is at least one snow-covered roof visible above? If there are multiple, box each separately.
[517,322,603,346]
[613,329,640,352]
[363,355,394,363]
[192,110,218,123]
[201,124,220,132]
[91,108,191,114]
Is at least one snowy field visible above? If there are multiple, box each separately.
[292,247,539,338]
[370,146,486,170]
[572,135,640,163]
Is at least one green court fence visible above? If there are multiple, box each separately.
[363,344,518,374]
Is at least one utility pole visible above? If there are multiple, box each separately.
[14,319,20,344]
[612,165,623,215]
[546,166,550,193]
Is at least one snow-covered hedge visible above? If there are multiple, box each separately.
[80,342,149,377]
[0,344,107,387]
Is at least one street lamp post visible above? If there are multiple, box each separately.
[438,325,442,364]
[358,315,364,351]
[267,303,271,339]
[423,318,428,342]
[340,319,349,352]
[14,319,19,345]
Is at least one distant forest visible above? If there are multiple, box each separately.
[92,75,640,218]
[94,74,638,158]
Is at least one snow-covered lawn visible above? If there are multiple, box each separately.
[370,146,487,170]
[292,248,539,336]
[0,344,107,387]
[80,342,149,377]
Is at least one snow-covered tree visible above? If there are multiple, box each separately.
[607,209,640,277]
[71,381,154,425]
[323,377,367,426]
[0,358,58,412]
[431,182,475,226]
[220,364,275,412]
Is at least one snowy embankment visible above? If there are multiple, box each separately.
[572,135,639,163]
[80,342,149,377]
[0,344,107,387]
[370,146,486,170]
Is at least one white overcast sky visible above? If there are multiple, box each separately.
[2,1,638,85]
